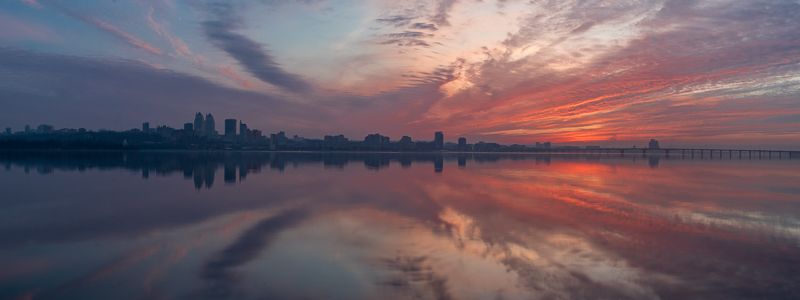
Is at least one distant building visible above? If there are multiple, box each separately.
[648,139,660,149]
[364,133,390,149]
[204,113,216,136]
[183,123,193,131]
[434,131,444,150]
[193,112,204,135]
[249,129,263,141]
[239,122,248,137]
[397,136,411,143]
[24,125,31,134]
[271,131,288,148]
[224,119,237,137]
[474,141,502,152]
[458,137,467,150]
[535,142,551,149]
[325,134,348,143]
[4,127,10,135]
[37,124,54,133]
[142,122,150,133]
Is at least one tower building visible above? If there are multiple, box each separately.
[225,119,237,137]
[193,112,204,135]
[434,131,444,150]
[205,113,216,136]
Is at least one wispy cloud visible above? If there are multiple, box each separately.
[430,0,457,26]
[86,17,163,55]
[201,2,312,93]
[146,6,193,59]
[48,2,163,55]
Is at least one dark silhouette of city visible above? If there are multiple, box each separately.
[0,112,551,152]
[1,112,797,158]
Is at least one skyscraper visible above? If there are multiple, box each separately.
[434,131,444,150]
[239,122,248,138]
[224,119,237,137]
[649,139,660,149]
[193,112,204,135]
[204,113,216,136]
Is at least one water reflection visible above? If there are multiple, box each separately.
[0,151,798,300]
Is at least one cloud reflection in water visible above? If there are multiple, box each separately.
[0,152,798,299]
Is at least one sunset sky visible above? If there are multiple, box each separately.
[1,0,799,148]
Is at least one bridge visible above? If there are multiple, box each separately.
[539,148,800,159]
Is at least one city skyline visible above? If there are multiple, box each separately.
[1,1,800,150]
[3,111,800,152]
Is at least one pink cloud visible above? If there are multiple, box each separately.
[87,17,163,55]
[219,64,254,89]
[0,12,56,42]
[146,6,196,61]
[21,0,42,9]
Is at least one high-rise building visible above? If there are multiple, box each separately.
[434,131,444,150]
[193,113,204,135]
[204,113,216,136]
[458,137,467,150]
[224,119,237,137]
[142,122,150,133]
[648,139,660,149]
[239,122,248,137]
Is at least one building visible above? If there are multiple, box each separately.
[193,112,204,135]
[648,139,660,149]
[271,131,288,148]
[183,123,193,131]
[224,119,237,137]
[4,128,10,135]
[535,142,551,150]
[204,113,216,136]
[142,122,150,133]
[434,131,444,150]
[364,133,390,149]
[458,137,467,150]
[249,129,264,141]
[239,122,248,137]
[24,125,31,134]
[37,124,54,133]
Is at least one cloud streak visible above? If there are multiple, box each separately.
[146,6,192,59]
[85,17,163,55]
[201,2,312,93]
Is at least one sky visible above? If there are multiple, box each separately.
[1,0,799,149]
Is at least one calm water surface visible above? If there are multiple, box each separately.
[0,151,798,300]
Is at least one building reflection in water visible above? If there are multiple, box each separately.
[0,151,799,299]
[0,151,635,189]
